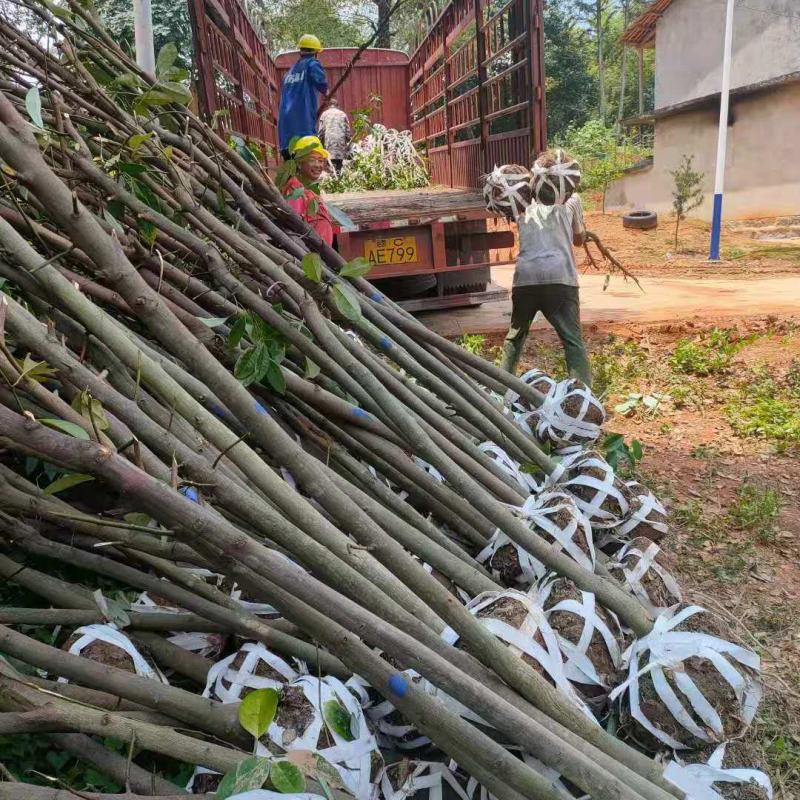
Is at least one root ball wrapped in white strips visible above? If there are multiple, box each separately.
[536,379,606,448]
[483,164,533,219]
[664,743,773,800]
[378,760,472,800]
[611,605,762,752]
[504,368,559,414]
[349,668,433,750]
[537,576,625,694]
[256,675,383,800]
[441,590,594,720]
[63,623,168,683]
[477,441,541,494]
[477,491,595,586]
[531,149,582,206]
[608,537,682,614]
[555,450,633,529]
[611,481,669,544]
[203,641,301,703]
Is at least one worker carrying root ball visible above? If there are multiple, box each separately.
[281,136,335,247]
[278,34,328,160]
[485,150,593,387]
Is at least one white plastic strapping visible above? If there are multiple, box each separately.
[380,761,472,800]
[531,149,581,206]
[610,605,763,750]
[536,379,605,448]
[63,623,168,684]
[203,642,301,704]
[609,538,682,614]
[477,441,540,494]
[441,590,595,720]
[555,451,631,529]
[537,577,623,688]
[504,368,558,413]
[613,481,669,542]
[663,743,773,800]
[483,165,532,219]
[477,492,595,586]
[349,668,432,750]
[257,674,381,800]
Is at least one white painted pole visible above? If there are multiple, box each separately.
[709,0,735,261]
[133,0,156,77]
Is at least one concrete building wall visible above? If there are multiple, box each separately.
[607,82,800,221]
[655,0,800,109]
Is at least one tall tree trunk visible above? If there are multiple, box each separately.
[616,0,631,128]
[375,0,392,48]
[597,1,606,121]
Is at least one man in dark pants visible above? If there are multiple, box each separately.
[500,149,592,386]
[278,34,328,161]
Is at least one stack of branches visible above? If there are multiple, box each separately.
[0,4,771,800]
[322,125,429,193]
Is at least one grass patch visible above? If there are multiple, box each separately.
[673,499,713,547]
[457,333,488,357]
[725,366,800,447]
[727,481,781,543]
[591,338,651,398]
[747,244,800,263]
[671,327,751,376]
[754,703,800,796]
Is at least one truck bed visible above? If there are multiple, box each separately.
[323,187,486,225]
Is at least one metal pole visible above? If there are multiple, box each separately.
[133,0,156,77]
[709,0,735,261]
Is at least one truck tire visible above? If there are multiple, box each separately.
[623,210,658,230]
[372,273,437,300]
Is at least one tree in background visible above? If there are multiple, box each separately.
[561,119,650,211]
[573,0,617,123]
[544,0,597,141]
[254,0,368,52]
[95,0,192,63]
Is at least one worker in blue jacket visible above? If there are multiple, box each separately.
[278,34,329,160]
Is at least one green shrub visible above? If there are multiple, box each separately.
[725,366,800,446]
[559,120,651,212]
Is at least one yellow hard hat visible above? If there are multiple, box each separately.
[291,135,330,160]
[297,34,323,52]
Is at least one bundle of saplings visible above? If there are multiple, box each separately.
[0,3,770,799]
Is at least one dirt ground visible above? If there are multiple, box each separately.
[423,210,800,339]
[446,212,800,796]
[490,207,800,279]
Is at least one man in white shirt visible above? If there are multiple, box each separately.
[500,150,592,386]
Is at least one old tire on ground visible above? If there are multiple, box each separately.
[623,210,658,231]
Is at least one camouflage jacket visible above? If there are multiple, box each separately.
[318,107,352,160]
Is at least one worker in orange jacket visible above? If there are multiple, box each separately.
[281,135,335,247]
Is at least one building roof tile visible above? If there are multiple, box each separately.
[621,0,676,47]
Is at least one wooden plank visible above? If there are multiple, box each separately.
[323,187,487,223]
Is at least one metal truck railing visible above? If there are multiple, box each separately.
[190,0,546,189]
[188,0,281,164]
[409,0,546,188]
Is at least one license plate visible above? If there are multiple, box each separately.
[364,236,418,265]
